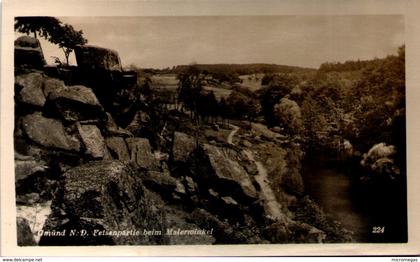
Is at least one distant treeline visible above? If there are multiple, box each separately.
[138,63,315,76]
[318,58,384,73]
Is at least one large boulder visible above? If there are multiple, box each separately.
[15,72,46,107]
[126,137,157,169]
[15,158,51,204]
[15,158,47,183]
[192,144,257,203]
[76,123,111,160]
[21,112,80,151]
[47,85,105,122]
[15,36,45,69]
[104,112,133,137]
[172,132,196,162]
[74,45,138,126]
[106,137,130,161]
[75,45,122,72]
[43,78,65,97]
[360,143,400,176]
[141,171,185,199]
[42,161,164,245]
[16,217,36,246]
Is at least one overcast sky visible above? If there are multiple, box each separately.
[30,15,404,69]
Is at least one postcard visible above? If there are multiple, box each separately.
[1,0,419,256]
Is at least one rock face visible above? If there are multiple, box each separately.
[13,39,349,246]
[43,78,66,97]
[46,161,163,245]
[75,45,122,72]
[105,112,133,137]
[14,158,50,204]
[15,36,45,69]
[192,144,257,203]
[16,217,36,246]
[172,132,196,162]
[126,111,150,134]
[126,137,156,169]
[141,171,181,198]
[21,112,81,151]
[47,85,105,122]
[15,72,46,107]
[106,137,130,161]
[77,124,111,159]
[15,158,47,183]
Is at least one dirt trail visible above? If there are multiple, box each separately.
[227,123,286,221]
[243,150,286,221]
[227,124,239,145]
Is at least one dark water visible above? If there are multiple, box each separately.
[301,159,407,243]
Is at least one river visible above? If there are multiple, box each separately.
[301,158,407,243]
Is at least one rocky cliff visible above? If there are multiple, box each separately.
[14,36,350,245]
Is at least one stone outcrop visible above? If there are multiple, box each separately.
[40,161,163,245]
[361,142,400,176]
[75,45,122,72]
[13,38,349,246]
[172,132,196,162]
[47,85,105,122]
[43,78,66,97]
[15,72,46,107]
[77,123,111,160]
[15,158,51,204]
[17,217,36,246]
[15,36,45,69]
[141,171,184,199]
[106,137,130,161]
[126,137,156,169]
[105,112,133,137]
[15,158,47,183]
[191,144,257,203]
[21,112,81,152]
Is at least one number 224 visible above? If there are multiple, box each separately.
[372,227,385,233]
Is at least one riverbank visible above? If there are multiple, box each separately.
[301,155,407,243]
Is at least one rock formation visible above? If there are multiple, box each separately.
[15,36,46,69]
[14,36,349,246]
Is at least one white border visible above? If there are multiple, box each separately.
[1,0,419,256]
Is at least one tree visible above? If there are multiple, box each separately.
[258,73,301,126]
[15,16,62,39]
[15,17,88,65]
[177,65,205,120]
[226,90,260,122]
[348,45,405,152]
[274,98,303,135]
[50,24,88,65]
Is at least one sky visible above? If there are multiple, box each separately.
[24,15,404,69]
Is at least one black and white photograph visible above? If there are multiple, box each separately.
[11,14,408,247]
[4,0,420,258]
